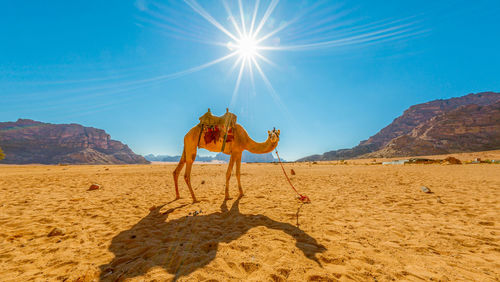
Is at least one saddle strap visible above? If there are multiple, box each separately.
[197,124,204,148]
[221,130,228,152]
[221,117,233,152]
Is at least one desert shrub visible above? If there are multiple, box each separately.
[444,156,462,164]
[0,147,4,160]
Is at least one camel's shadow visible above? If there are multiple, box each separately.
[99,197,326,281]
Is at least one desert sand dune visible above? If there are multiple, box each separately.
[0,161,499,281]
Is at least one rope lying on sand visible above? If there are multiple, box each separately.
[275,149,311,203]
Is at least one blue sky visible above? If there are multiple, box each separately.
[1,0,499,160]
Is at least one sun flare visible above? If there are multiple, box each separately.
[228,36,259,59]
[178,0,422,110]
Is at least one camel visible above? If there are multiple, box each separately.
[173,109,280,202]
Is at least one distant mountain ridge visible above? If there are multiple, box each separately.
[298,91,500,161]
[145,151,279,163]
[0,119,149,164]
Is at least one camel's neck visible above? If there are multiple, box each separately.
[245,135,278,154]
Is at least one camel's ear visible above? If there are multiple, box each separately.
[268,130,271,135]
[277,130,280,135]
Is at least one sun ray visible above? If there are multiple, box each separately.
[138,16,223,46]
[248,57,256,97]
[222,0,243,37]
[254,52,277,68]
[252,0,279,38]
[249,0,260,35]
[255,5,317,44]
[251,56,281,106]
[230,57,246,107]
[134,51,239,83]
[255,20,293,44]
[238,0,247,34]
[229,55,244,73]
[184,0,239,41]
[10,51,240,101]
[258,22,419,51]
[290,16,418,44]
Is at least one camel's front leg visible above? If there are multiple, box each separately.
[235,152,244,197]
[225,155,235,200]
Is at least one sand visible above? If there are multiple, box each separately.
[0,156,499,281]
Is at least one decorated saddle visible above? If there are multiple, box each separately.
[198,108,236,151]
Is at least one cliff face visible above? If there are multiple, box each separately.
[367,101,500,157]
[360,92,500,149]
[298,92,500,161]
[0,119,149,164]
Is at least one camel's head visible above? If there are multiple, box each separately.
[268,128,280,143]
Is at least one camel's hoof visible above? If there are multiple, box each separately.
[224,196,232,200]
[192,199,199,204]
[175,196,181,200]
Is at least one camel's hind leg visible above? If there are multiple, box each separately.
[225,155,236,200]
[183,148,198,203]
[172,149,186,199]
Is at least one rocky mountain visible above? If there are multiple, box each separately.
[366,101,500,157]
[145,151,279,163]
[298,91,500,161]
[0,119,149,164]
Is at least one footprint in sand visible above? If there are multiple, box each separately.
[240,261,261,274]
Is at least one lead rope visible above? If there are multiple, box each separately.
[275,149,311,203]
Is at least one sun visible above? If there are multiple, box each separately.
[227,35,259,59]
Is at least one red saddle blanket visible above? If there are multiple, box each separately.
[204,126,220,144]
[203,127,234,144]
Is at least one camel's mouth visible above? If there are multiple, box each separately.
[269,128,280,143]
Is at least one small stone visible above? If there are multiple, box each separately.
[290,169,296,175]
[421,186,432,193]
[201,180,206,184]
[436,196,443,203]
[48,227,65,237]
[88,184,101,191]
